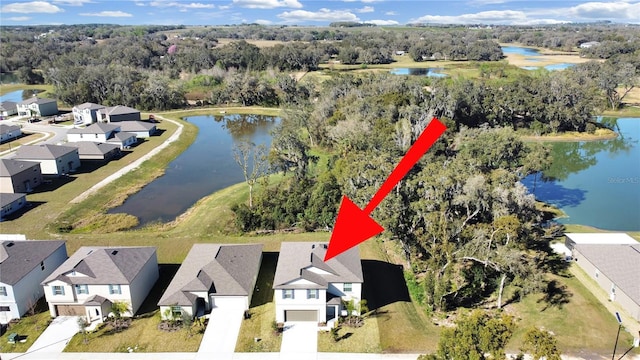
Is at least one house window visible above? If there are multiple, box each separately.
[0,286,7,296]
[171,306,182,318]
[41,261,45,271]
[109,284,122,295]
[53,286,65,295]
[0,306,10,311]
[307,289,319,299]
[595,270,599,278]
[343,283,353,292]
[282,289,294,299]
[75,284,89,295]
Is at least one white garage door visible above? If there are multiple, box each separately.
[211,296,247,309]
[285,310,317,322]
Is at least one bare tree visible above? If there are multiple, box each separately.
[232,140,269,208]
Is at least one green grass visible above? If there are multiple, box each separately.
[235,303,282,352]
[0,304,52,353]
[318,318,381,352]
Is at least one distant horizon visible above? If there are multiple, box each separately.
[1,1,639,27]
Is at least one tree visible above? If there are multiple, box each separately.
[77,316,90,344]
[520,327,562,360]
[233,140,269,208]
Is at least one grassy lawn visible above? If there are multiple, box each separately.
[318,318,381,353]
[0,300,52,353]
[0,131,48,152]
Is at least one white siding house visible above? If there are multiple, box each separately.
[72,102,105,125]
[0,240,67,324]
[67,123,121,143]
[0,124,21,143]
[14,144,81,176]
[0,193,27,220]
[273,242,363,326]
[42,246,158,323]
[16,97,58,117]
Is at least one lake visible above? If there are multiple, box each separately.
[108,114,277,225]
[390,68,447,77]
[0,89,45,102]
[501,46,541,56]
[501,46,575,71]
[522,118,640,231]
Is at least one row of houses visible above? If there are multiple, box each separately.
[1,239,364,329]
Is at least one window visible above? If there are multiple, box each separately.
[282,289,294,299]
[0,306,10,312]
[0,286,7,296]
[109,284,122,295]
[41,261,45,271]
[307,289,319,299]
[595,269,599,278]
[343,283,353,292]
[53,286,65,295]
[171,306,182,318]
[75,284,88,295]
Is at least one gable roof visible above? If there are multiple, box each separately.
[273,242,363,290]
[67,123,120,135]
[575,243,640,306]
[0,124,20,134]
[69,141,121,156]
[118,121,156,132]
[0,159,40,177]
[101,105,140,116]
[42,246,156,285]
[0,101,17,112]
[0,192,26,207]
[74,102,105,111]
[158,244,263,306]
[111,132,136,141]
[14,144,78,160]
[19,97,57,106]
[0,240,66,285]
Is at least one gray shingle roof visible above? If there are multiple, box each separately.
[158,244,263,306]
[67,123,120,134]
[0,193,26,207]
[0,240,66,285]
[0,159,40,177]
[101,105,140,116]
[0,124,20,134]
[0,101,17,112]
[111,132,136,141]
[118,121,156,132]
[42,246,157,285]
[14,144,78,160]
[19,97,56,105]
[74,102,105,111]
[273,242,363,290]
[575,244,640,306]
[69,142,120,156]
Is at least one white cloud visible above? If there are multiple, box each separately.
[365,19,399,25]
[278,8,359,22]
[219,5,231,10]
[569,1,640,21]
[182,2,215,8]
[7,16,32,21]
[80,10,133,17]
[1,1,62,13]
[255,19,273,24]
[52,0,92,5]
[343,0,383,2]
[233,0,302,9]
[358,6,374,13]
[385,11,396,15]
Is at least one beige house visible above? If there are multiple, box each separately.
[0,159,43,193]
[14,144,81,176]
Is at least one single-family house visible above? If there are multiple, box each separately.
[42,246,159,323]
[0,124,22,143]
[158,244,262,320]
[118,121,157,138]
[0,239,67,324]
[98,106,141,123]
[0,101,17,118]
[67,123,121,143]
[14,144,81,176]
[72,102,105,126]
[0,159,43,193]
[70,142,121,161]
[17,97,58,117]
[109,132,137,149]
[0,193,27,220]
[273,242,363,325]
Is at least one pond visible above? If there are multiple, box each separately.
[390,68,447,77]
[522,63,575,71]
[0,89,46,102]
[501,46,541,56]
[108,114,278,226]
[522,118,640,231]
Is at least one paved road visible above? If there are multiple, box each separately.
[280,322,318,360]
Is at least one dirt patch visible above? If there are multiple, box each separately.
[504,53,595,68]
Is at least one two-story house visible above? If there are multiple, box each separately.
[67,123,137,150]
[0,124,21,143]
[17,97,58,118]
[14,144,81,176]
[0,239,67,324]
[0,159,43,193]
[98,106,141,123]
[72,102,105,126]
[273,242,363,326]
[42,246,159,323]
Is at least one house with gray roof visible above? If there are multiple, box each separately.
[158,244,262,320]
[0,101,17,118]
[0,239,67,324]
[72,102,105,125]
[69,141,121,161]
[0,123,21,143]
[273,242,363,325]
[572,241,640,321]
[0,193,27,220]
[98,105,141,123]
[14,144,80,176]
[67,123,121,143]
[0,158,43,193]
[16,97,58,117]
[42,246,158,323]
[118,121,157,138]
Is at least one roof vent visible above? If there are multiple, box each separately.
[111,250,118,255]
[323,244,327,249]
[6,242,14,247]
[312,244,315,249]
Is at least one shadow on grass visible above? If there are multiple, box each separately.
[361,260,410,310]
[250,252,278,308]
[30,175,76,194]
[1,201,45,221]
[137,264,181,315]
[537,279,572,311]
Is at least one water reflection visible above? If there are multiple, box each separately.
[0,89,46,102]
[108,114,278,226]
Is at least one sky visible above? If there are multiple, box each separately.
[1,0,639,27]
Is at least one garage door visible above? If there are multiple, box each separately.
[285,310,317,322]
[211,296,247,309]
[56,305,85,316]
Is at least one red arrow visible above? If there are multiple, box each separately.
[324,117,447,261]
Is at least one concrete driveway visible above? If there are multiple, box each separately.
[280,321,317,359]
[25,315,79,355]
[196,307,245,360]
